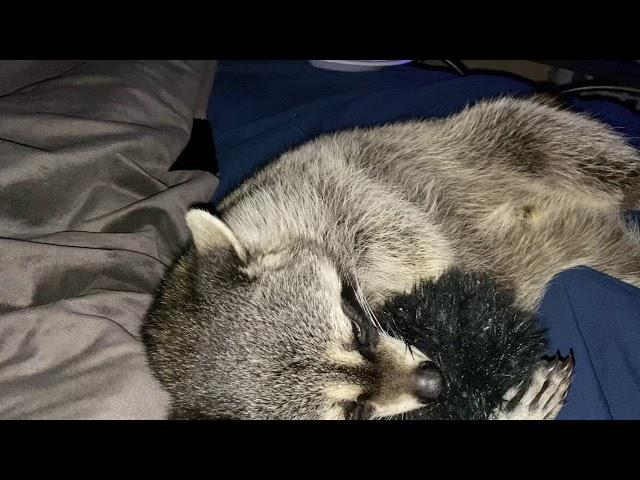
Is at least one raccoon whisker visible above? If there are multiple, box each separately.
[388,327,401,343]
[378,318,404,345]
[386,323,397,338]
[388,317,406,341]
[399,338,415,359]
[351,272,383,331]
[365,304,383,332]
[380,312,409,347]
[360,297,380,329]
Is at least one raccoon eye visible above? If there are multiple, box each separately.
[341,282,367,321]
[341,280,379,353]
[351,320,365,345]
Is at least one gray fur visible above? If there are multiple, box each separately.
[142,95,640,419]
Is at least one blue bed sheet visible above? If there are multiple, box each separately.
[208,60,640,419]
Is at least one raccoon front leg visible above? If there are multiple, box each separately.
[489,354,574,420]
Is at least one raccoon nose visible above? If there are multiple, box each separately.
[414,361,444,403]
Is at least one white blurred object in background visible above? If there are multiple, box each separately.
[309,60,412,72]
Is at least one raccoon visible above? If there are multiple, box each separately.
[142,96,640,420]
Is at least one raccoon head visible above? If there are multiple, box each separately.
[143,209,444,420]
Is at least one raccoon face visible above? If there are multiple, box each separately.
[144,209,443,420]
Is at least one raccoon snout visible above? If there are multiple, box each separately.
[414,361,444,403]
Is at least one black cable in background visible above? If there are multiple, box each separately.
[411,60,468,76]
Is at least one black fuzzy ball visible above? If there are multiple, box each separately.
[377,267,547,420]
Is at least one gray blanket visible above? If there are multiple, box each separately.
[0,60,218,419]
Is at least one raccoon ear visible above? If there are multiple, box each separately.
[185,208,246,261]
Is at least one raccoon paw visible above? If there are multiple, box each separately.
[490,353,574,420]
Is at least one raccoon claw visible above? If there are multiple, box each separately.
[490,353,574,420]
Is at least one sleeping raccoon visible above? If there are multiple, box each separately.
[142,96,640,419]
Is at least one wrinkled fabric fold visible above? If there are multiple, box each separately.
[0,60,218,419]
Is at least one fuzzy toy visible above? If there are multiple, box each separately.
[377,267,549,420]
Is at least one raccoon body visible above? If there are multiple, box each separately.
[142,96,640,419]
